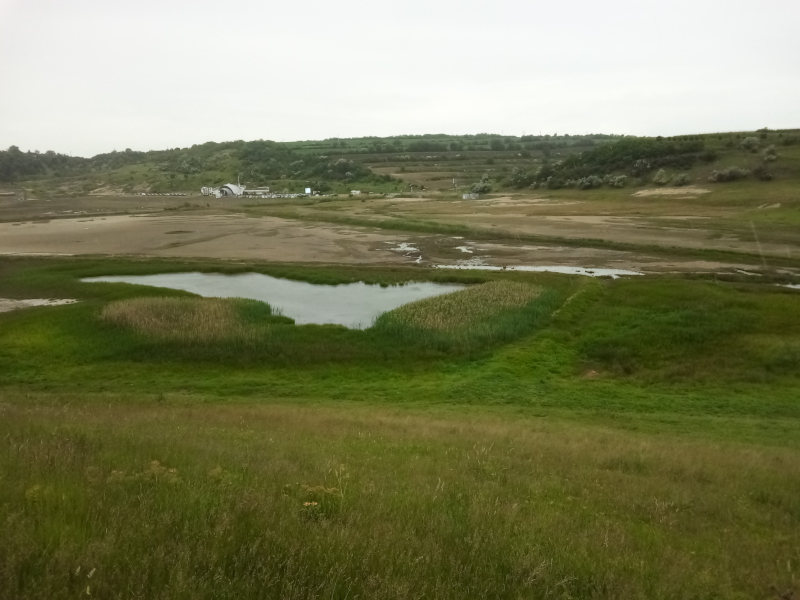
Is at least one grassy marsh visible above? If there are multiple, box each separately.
[1,256,799,598]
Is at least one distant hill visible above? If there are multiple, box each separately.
[0,140,396,196]
[1,129,798,196]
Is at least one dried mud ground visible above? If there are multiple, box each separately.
[0,190,797,275]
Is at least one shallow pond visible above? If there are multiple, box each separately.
[435,264,642,279]
[82,272,464,329]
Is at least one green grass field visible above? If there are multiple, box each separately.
[1,256,799,598]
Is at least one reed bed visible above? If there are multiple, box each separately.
[101,297,254,342]
[385,281,542,331]
[95,284,555,364]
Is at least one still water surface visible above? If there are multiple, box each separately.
[82,272,464,329]
[435,264,642,278]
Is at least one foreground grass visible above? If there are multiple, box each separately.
[2,397,799,600]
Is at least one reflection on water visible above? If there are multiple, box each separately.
[82,272,464,329]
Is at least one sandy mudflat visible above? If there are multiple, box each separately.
[0,214,404,263]
[1,193,792,276]
[0,298,77,313]
[0,211,773,275]
[633,187,711,197]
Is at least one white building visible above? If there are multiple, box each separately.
[216,183,245,198]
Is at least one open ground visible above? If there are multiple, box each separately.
[1,183,798,275]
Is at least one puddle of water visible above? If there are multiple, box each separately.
[387,242,419,253]
[780,284,800,290]
[435,264,642,279]
[82,272,464,329]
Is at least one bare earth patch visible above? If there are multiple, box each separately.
[1,193,795,276]
[632,187,711,197]
[0,214,405,264]
[489,197,579,207]
[0,298,78,313]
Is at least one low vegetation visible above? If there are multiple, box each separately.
[501,129,799,192]
[708,165,750,182]
[533,136,708,188]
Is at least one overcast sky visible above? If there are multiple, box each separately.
[1,0,797,157]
